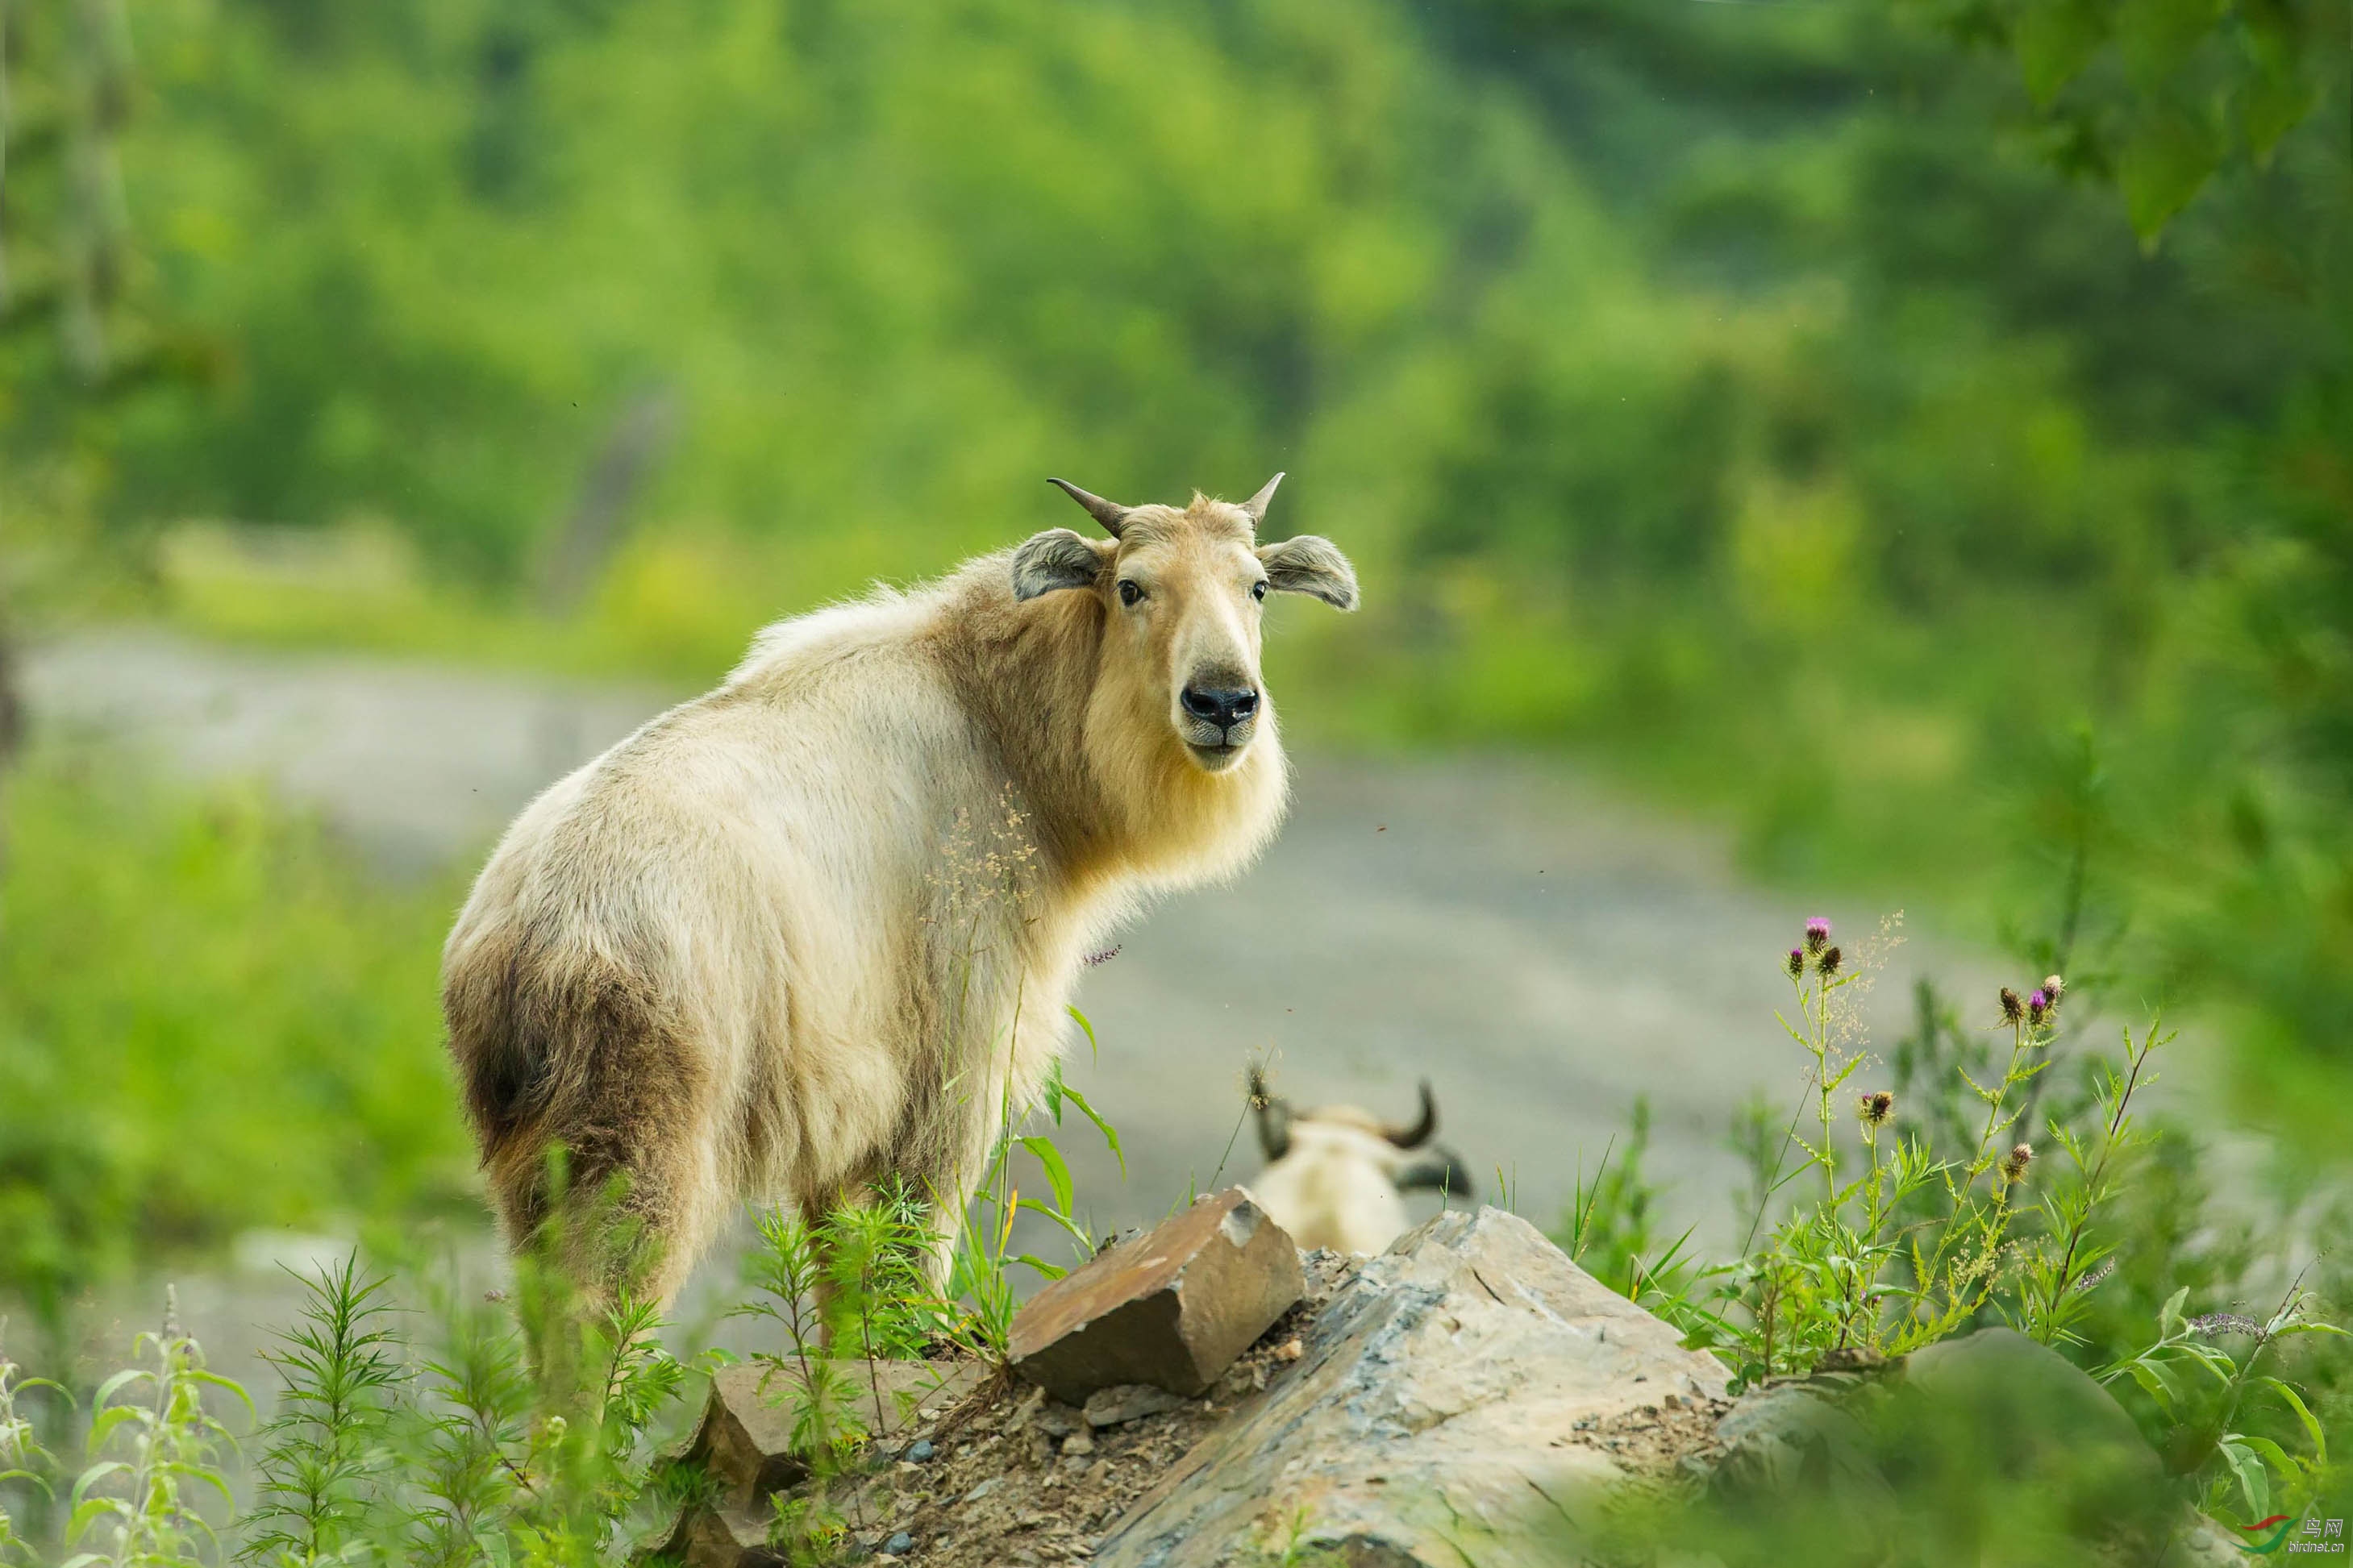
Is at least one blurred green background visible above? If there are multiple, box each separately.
[1,0,2347,1327]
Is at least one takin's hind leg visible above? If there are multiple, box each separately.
[487,1108,730,1329]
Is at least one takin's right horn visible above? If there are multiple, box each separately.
[1047,477,1131,539]
[1386,1080,1438,1149]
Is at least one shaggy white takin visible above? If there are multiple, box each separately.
[1246,1071,1474,1256]
[441,475,1358,1304]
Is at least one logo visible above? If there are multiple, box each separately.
[2242,1518,2298,1556]
[2246,1516,2350,1556]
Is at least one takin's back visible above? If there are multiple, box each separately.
[439,583,1007,1235]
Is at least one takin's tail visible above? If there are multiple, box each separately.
[442,934,715,1305]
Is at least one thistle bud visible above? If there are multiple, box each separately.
[2000,1142,2034,1183]
[2027,988,2051,1026]
[2043,974,2065,1003]
[1857,1090,1894,1129]
[1999,987,2024,1025]
[1818,945,1843,977]
[1805,917,1832,955]
[1786,947,1805,979]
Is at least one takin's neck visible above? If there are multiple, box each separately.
[922,561,1289,900]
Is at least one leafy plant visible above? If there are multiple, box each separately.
[240,1255,406,1565]
[1,1326,66,1565]
[731,1191,975,1566]
[65,1289,249,1568]
[2098,1277,2348,1526]
[398,1262,533,1568]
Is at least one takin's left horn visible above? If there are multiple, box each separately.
[1239,471,1284,526]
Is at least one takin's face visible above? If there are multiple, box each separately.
[1013,474,1359,774]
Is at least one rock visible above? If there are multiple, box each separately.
[903,1438,935,1462]
[687,1358,986,1512]
[644,1358,985,1566]
[1063,1426,1097,1457]
[884,1533,914,1558]
[1706,1328,2192,1557]
[660,1503,777,1568]
[1893,1326,2168,1505]
[1094,1208,1729,1568]
[1083,1383,1187,1429]
[1037,1403,1081,1438]
[1901,1325,2153,1464]
[1710,1384,1889,1506]
[1008,1187,1304,1404]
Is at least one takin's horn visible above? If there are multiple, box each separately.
[1386,1080,1438,1149]
[1248,1067,1292,1162]
[1047,477,1131,539]
[1239,471,1285,526]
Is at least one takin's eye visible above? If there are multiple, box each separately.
[1251,580,1269,602]
[1118,580,1144,607]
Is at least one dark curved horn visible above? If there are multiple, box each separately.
[1239,472,1284,526]
[1248,1067,1291,1162]
[1047,477,1131,539]
[1386,1080,1438,1148]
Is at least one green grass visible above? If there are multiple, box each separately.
[0,755,477,1333]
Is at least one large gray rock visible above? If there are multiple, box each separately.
[1094,1207,1730,1568]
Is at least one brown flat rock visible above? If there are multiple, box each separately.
[1007,1188,1303,1404]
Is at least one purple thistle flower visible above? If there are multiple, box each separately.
[2027,988,2051,1026]
[1786,948,1805,979]
[1805,917,1832,955]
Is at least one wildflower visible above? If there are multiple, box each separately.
[2043,974,2065,1004]
[2072,1258,2116,1293]
[2000,1142,2034,1184]
[1786,947,1805,979]
[1857,1090,1894,1129]
[2027,988,2051,1027]
[1818,945,1843,977]
[1805,917,1831,955]
[1998,987,2024,1025]
[2186,1312,2263,1340]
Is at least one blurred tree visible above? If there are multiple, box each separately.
[1916,0,2349,239]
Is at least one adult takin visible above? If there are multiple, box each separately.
[441,474,1358,1305]
[1247,1070,1473,1255]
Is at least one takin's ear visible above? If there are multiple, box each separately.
[1012,528,1112,601]
[1256,534,1360,611]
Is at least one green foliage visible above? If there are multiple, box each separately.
[63,1289,250,1568]
[1548,1096,1663,1295]
[0,1331,67,1564]
[3,0,2341,1162]
[0,759,473,1334]
[1597,913,2345,1529]
[240,1257,405,1566]
[1915,0,2349,237]
[2100,1280,2348,1525]
[730,1192,956,1566]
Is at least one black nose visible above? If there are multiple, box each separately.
[1180,685,1260,729]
